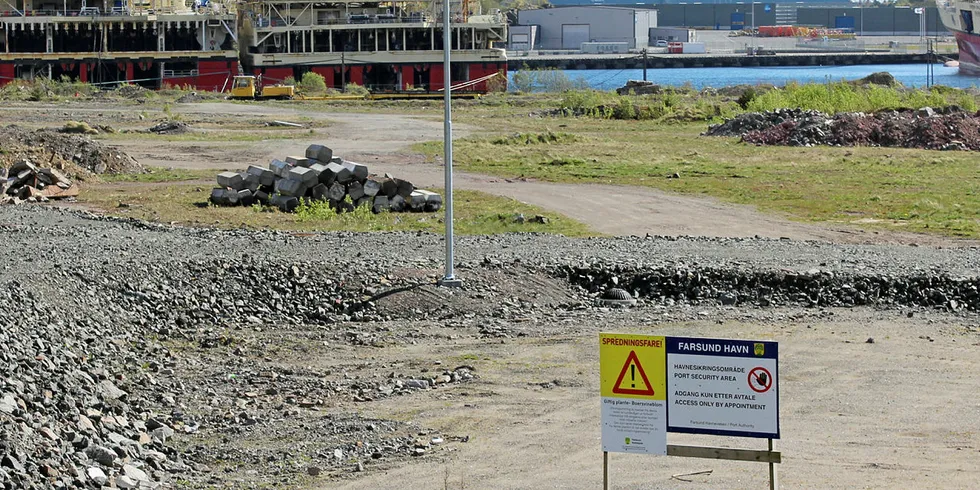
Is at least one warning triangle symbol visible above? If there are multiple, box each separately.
[612,350,655,396]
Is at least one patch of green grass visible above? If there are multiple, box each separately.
[420,117,980,238]
[79,184,594,236]
[96,130,303,142]
[491,131,580,145]
[100,166,217,183]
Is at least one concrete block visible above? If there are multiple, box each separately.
[309,163,327,177]
[274,178,308,197]
[371,195,389,213]
[237,189,255,207]
[305,144,333,163]
[394,178,415,198]
[326,162,353,184]
[416,190,443,212]
[363,177,382,197]
[407,191,426,211]
[327,182,346,201]
[209,188,239,206]
[216,172,245,190]
[269,159,292,178]
[254,190,270,204]
[334,199,355,213]
[287,166,318,186]
[330,156,343,164]
[270,194,299,212]
[247,165,276,186]
[389,194,406,212]
[310,183,329,201]
[342,161,369,182]
[355,196,372,208]
[243,173,261,191]
[313,164,335,186]
[347,181,365,201]
[285,156,311,167]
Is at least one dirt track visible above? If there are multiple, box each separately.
[102,102,978,246]
[333,310,980,490]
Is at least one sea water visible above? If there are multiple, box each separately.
[509,63,977,91]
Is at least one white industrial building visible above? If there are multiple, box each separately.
[514,7,656,51]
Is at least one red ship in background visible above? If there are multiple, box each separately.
[0,0,507,93]
[938,0,980,75]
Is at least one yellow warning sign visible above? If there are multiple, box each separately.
[600,333,666,400]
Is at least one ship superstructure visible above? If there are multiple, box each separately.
[938,0,980,75]
[239,0,507,92]
[0,0,239,89]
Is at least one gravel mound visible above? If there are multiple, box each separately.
[0,125,144,178]
[705,107,980,150]
[2,205,980,487]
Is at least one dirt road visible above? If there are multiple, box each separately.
[105,103,969,245]
[332,309,980,490]
[5,101,970,245]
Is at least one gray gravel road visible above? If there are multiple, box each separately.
[1,205,978,489]
[3,206,978,277]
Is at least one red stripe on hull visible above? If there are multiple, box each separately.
[954,30,980,76]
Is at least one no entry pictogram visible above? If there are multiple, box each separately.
[748,366,773,393]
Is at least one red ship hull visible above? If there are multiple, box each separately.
[954,30,980,76]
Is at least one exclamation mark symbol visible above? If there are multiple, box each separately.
[631,364,636,388]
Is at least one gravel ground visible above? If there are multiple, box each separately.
[2,205,979,489]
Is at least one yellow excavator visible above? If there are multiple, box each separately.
[229,75,295,100]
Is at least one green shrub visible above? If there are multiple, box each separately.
[298,72,327,93]
[736,87,757,109]
[344,83,370,96]
[612,96,636,120]
[511,66,536,93]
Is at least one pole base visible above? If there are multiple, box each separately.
[438,277,463,288]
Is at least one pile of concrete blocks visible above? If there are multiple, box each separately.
[209,144,443,214]
[1,159,80,205]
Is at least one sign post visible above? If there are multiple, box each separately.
[600,334,780,489]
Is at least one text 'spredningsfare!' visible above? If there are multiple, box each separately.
[666,336,779,439]
[600,333,668,454]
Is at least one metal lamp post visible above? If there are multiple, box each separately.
[439,0,461,288]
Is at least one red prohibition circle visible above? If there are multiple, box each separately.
[748,367,773,393]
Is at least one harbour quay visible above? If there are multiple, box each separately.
[508,51,952,71]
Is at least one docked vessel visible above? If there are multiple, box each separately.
[0,0,239,90]
[0,0,507,92]
[239,0,507,93]
[937,0,980,76]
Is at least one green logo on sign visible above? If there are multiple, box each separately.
[625,437,631,445]
[754,343,765,356]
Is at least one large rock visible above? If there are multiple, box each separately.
[270,194,299,212]
[326,162,353,184]
[210,188,240,206]
[371,195,390,213]
[269,159,292,178]
[285,156,311,167]
[416,190,443,212]
[288,166,318,187]
[216,172,245,190]
[342,161,369,182]
[246,165,276,186]
[274,178,308,197]
[347,181,365,201]
[306,144,333,163]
